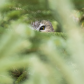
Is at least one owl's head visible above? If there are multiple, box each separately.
[31,20,54,32]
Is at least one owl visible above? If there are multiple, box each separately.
[31,20,54,32]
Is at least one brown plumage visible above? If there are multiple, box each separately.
[31,20,54,32]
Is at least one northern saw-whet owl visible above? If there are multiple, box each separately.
[31,20,54,32]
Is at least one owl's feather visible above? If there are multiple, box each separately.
[31,20,54,32]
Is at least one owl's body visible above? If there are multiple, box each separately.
[31,20,54,32]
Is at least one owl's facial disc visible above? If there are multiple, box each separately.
[32,20,54,32]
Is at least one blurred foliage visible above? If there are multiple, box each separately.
[72,0,84,9]
[0,0,84,84]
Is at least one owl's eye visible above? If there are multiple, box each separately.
[40,26,45,30]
